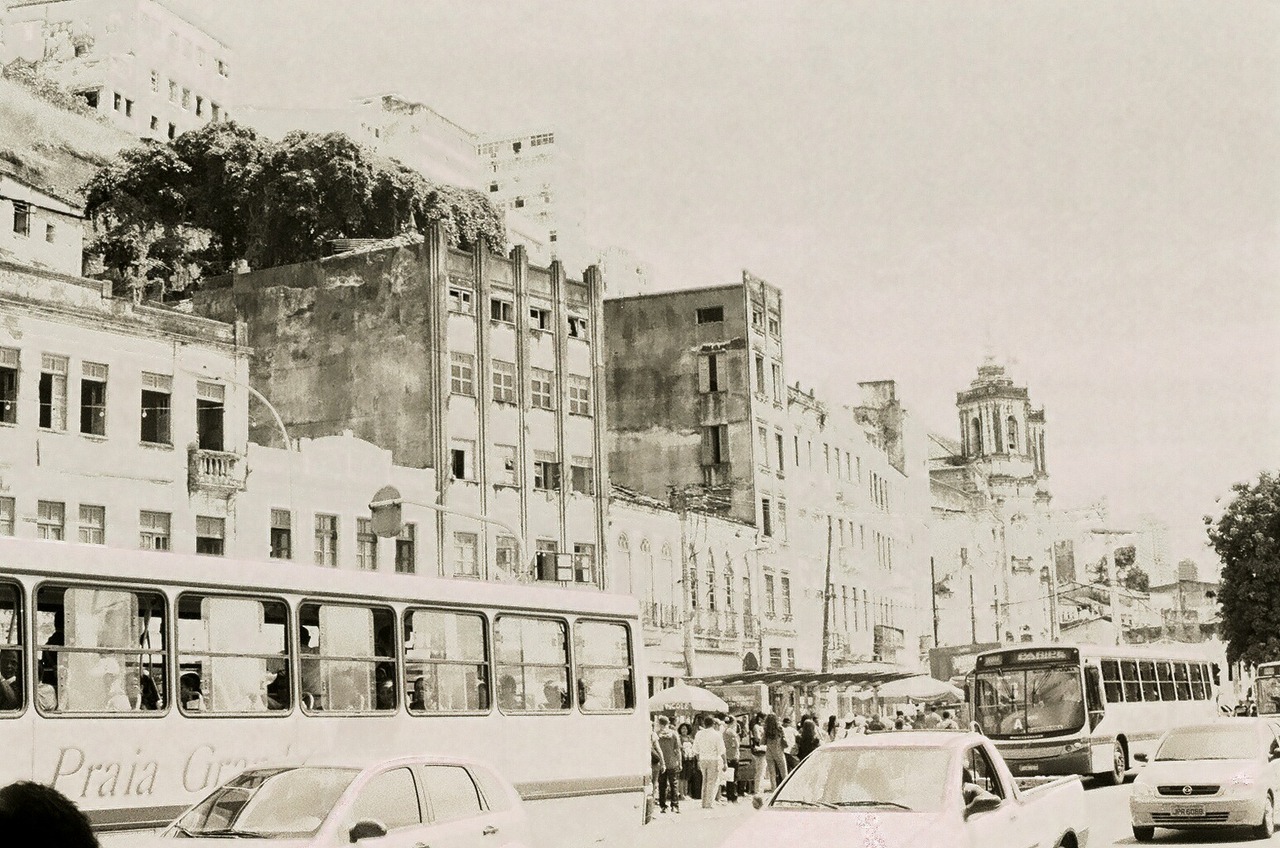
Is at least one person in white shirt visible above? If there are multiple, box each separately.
[781,716,799,770]
[693,715,726,809]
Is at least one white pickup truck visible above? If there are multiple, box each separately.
[718,731,1089,848]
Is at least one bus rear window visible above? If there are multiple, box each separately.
[178,593,290,714]
[404,609,489,714]
[494,616,569,713]
[574,621,634,712]
[36,585,166,714]
[0,583,22,713]
[299,602,395,713]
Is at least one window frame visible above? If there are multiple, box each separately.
[493,614,572,715]
[0,580,25,716]
[573,619,635,714]
[175,591,292,717]
[297,600,397,716]
[403,606,491,716]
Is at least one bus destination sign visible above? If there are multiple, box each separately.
[975,647,1080,670]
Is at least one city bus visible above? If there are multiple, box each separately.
[1254,662,1280,717]
[0,536,648,847]
[968,643,1219,784]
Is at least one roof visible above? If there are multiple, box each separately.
[697,664,918,688]
[825,731,980,751]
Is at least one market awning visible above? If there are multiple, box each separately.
[695,663,919,689]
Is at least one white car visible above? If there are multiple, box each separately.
[141,754,534,847]
[1130,718,1280,841]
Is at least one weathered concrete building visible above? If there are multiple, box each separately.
[193,227,609,588]
[0,259,250,551]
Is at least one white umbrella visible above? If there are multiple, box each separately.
[648,682,729,713]
[875,675,963,703]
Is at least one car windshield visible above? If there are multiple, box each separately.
[771,747,950,812]
[171,767,359,838]
[973,665,1085,738]
[1155,728,1260,762]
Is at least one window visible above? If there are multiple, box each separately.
[964,745,1006,799]
[1138,660,1159,701]
[1007,416,1018,451]
[1172,662,1191,700]
[781,575,792,618]
[168,80,178,102]
[181,87,191,109]
[37,500,65,540]
[113,92,122,111]
[771,363,782,402]
[568,375,591,415]
[1101,659,1123,703]
[195,381,225,451]
[513,197,525,209]
[139,510,170,550]
[351,768,421,830]
[12,202,30,237]
[528,306,551,331]
[196,516,225,556]
[314,514,338,566]
[484,443,516,486]
[140,372,172,445]
[490,297,514,323]
[450,353,475,396]
[534,540,559,581]
[1118,660,1141,702]
[404,609,489,714]
[825,443,831,473]
[74,362,107,437]
[786,649,796,669]
[36,586,166,714]
[45,222,56,243]
[79,88,100,109]
[0,498,13,536]
[0,348,16,425]
[764,573,776,617]
[570,456,594,495]
[453,532,480,577]
[298,603,395,713]
[195,96,203,117]
[422,766,485,823]
[695,306,724,324]
[150,70,159,92]
[530,132,555,146]
[751,307,764,329]
[768,648,782,669]
[698,352,722,393]
[754,354,766,394]
[210,104,220,122]
[395,524,416,574]
[0,583,20,711]
[449,440,474,481]
[176,593,290,713]
[496,536,519,577]
[531,369,554,410]
[768,315,780,336]
[573,543,596,583]
[775,432,785,471]
[701,424,729,465]
[494,616,570,712]
[38,354,68,431]
[777,501,788,541]
[448,286,474,314]
[575,621,633,711]
[78,505,105,545]
[150,115,159,132]
[1190,663,1207,700]
[758,425,770,469]
[1156,661,1175,701]
[489,182,499,193]
[490,360,517,404]
[567,315,589,340]
[761,497,773,537]
[270,509,292,559]
[356,518,378,570]
[533,452,560,491]
[168,122,176,140]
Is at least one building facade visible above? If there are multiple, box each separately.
[0,175,83,275]
[1,0,232,140]
[192,227,609,589]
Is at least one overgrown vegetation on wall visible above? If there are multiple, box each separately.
[83,121,508,301]
[1,59,99,118]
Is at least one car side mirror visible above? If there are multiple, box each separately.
[963,791,1002,819]
[1134,752,1148,763]
[1269,745,1280,762]
[752,794,765,810]
[349,819,388,843]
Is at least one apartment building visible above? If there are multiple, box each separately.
[1,0,232,140]
[0,259,249,552]
[192,226,608,588]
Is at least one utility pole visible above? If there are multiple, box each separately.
[1091,528,1132,646]
[1046,546,1060,642]
[969,574,978,645]
[929,556,940,647]
[677,489,696,677]
[821,515,834,673]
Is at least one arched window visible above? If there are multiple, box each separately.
[970,417,982,456]
[617,534,635,601]
[724,557,735,612]
[705,550,717,613]
[1006,416,1018,452]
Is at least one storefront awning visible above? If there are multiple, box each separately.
[695,662,919,689]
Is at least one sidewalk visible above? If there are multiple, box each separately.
[648,796,757,825]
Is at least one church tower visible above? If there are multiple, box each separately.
[956,358,1047,481]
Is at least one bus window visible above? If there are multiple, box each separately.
[494,616,570,714]
[1156,662,1175,701]
[1120,660,1141,702]
[573,621,634,712]
[0,583,22,712]
[404,609,489,714]
[177,594,290,714]
[299,603,395,713]
[35,585,166,714]
[1100,659,1123,703]
[1189,663,1206,700]
[1172,663,1191,700]
[1138,661,1159,701]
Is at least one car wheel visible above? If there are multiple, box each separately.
[1251,792,1274,841]
[1096,741,1125,786]
[1132,825,1154,842]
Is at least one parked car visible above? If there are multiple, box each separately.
[1129,718,1280,842]
[717,731,1089,848]
[138,753,534,847]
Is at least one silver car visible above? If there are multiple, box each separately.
[140,754,534,847]
[1129,719,1280,842]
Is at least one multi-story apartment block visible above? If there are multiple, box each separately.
[1,0,232,140]
[192,226,609,588]
[0,260,250,551]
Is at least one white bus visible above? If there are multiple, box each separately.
[969,643,1219,784]
[1254,662,1280,717]
[0,537,649,847]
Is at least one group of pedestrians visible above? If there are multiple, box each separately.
[652,713,751,813]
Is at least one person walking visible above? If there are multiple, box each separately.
[721,716,740,802]
[824,714,839,742]
[764,713,788,789]
[654,716,682,813]
[694,715,726,809]
[797,717,822,760]
[749,714,768,795]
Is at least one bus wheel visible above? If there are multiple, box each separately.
[1096,741,1125,786]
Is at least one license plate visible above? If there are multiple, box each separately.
[1172,805,1205,817]
[1016,764,1038,773]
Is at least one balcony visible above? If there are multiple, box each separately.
[188,448,247,495]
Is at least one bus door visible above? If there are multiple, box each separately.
[1082,664,1104,730]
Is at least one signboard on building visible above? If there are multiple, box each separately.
[711,683,768,715]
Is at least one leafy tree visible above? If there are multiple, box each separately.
[1205,471,1280,666]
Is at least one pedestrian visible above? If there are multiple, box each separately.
[797,718,822,759]
[654,716,682,813]
[824,714,838,742]
[764,713,788,789]
[694,715,726,809]
[939,710,960,731]
[650,719,664,793]
[867,713,886,732]
[750,714,768,795]
[0,781,99,848]
[921,704,942,730]
[677,721,698,799]
[781,716,799,771]
[721,716,740,803]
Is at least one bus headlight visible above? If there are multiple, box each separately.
[1062,741,1085,754]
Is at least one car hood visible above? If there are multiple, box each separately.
[1139,759,1260,785]
[127,834,312,847]
[720,809,953,848]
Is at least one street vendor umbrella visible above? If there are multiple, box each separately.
[648,682,729,713]
[875,675,964,703]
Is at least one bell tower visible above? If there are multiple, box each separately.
[956,357,1045,480]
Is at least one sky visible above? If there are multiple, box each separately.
[172,0,1279,566]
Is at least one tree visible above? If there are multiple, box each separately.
[1205,471,1280,666]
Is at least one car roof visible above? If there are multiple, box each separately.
[241,753,495,773]
[1169,719,1271,734]
[824,731,981,751]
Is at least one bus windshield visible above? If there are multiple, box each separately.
[973,665,1086,738]
[1257,675,1280,716]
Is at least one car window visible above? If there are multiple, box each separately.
[350,767,421,830]
[423,765,484,823]
[469,765,513,812]
[964,746,1005,799]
